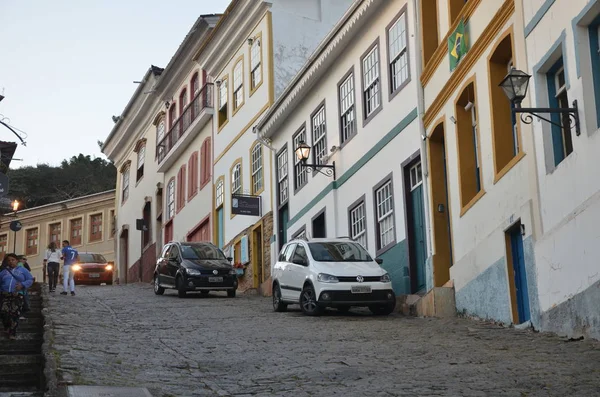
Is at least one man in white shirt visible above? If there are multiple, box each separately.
[43,241,62,292]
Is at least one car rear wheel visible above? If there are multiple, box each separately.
[300,284,322,316]
[176,276,187,298]
[272,284,287,312]
[227,289,236,298]
[369,303,395,316]
[154,275,165,295]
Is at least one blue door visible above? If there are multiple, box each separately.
[510,227,530,323]
[408,162,427,292]
[278,205,289,251]
[217,208,224,249]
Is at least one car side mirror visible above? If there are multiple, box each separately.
[226,257,233,262]
[375,258,383,265]
[293,257,307,266]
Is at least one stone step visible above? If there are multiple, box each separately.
[0,390,43,397]
[0,339,42,355]
[0,354,42,366]
[0,375,43,390]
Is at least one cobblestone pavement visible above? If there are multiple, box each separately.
[46,284,600,397]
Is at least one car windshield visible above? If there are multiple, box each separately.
[180,244,227,260]
[308,241,373,262]
[78,253,107,263]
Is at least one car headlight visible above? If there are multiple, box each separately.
[381,273,391,283]
[187,268,202,276]
[317,273,339,283]
[105,264,113,271]
[72,265,82,272]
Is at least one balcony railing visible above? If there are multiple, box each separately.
[157,83,214,163]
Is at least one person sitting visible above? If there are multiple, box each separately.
[0,253,34,339]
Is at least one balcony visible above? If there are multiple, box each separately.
[157,83,214,172]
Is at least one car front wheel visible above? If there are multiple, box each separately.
[154,275,165,295]
[300,284,322,316]
[176,277,187,298]
[227,289,236,298]
[272,284,287,312]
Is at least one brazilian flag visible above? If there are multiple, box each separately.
[448,19,469,71]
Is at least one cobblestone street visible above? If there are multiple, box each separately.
[46,284,600,397]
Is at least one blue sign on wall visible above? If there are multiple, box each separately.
[240,235,249,265]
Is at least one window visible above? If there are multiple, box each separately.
[233,59,244,111]
[109,210,115,238]
[292,227,306,240]
[90,213,103,242]
[277,146,289,206]
[200,138,212,188]
[250,36,262,91]
[70,218,82,246]
[590,18,600,128]
[293,127,308,191]
[177,165,186,212]
[180,89,188,115]
[188,152,199,199]
[231,162,242,196]
[216,177,225,208]
[421,0,439,66]
[167,178,175,219]
[156,118,166,159]
[169,105,178,129]
[339,71,356,144]
[218,77,228,128]
[489,34,520,177]
[388,10,409,95]
[547,58,573,166]
[410,162,423,190]
[349,200,367,249]
[191,72,201,118]
[374,179,395,252]
[49,222,61,245]
[455,81,482,208]
[362,43,382,121]
[311,105,327,165]
[251,143,263,194]
[26,228,38,255]
[0,234,6,253]
[121,166,130,203]
[136,144,145,182]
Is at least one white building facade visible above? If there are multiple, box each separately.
[257,0,430,296]
[523,0,600,339]
[199,0,355,293]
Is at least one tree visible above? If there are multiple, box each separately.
[8,154,116,209]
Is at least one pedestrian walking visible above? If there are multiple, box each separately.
[43,242,61,292]
[60,240,78,296]
[0,253,34,339]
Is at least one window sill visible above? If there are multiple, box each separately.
[188,190,199,202]
[375,241,397,258]
[200,179,211,190]
[459,189,486,217]
[363,105,383,128]
[218,119,229,133]
[232,100,245,117]
[339,130,358,150]
[493,151,526,184]
[135,176,144,187]
[249,80,263,98]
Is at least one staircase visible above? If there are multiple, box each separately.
[0,283,45,397]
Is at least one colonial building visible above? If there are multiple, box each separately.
[256,0,429,296]
[418,0,538,321]
[0,190,116,281]
[102,16,218,284]
[523,0,600,339]
[198,0,354,292]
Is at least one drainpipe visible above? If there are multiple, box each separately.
[412,0,435,284]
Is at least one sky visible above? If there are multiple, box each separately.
[0,0,231,168]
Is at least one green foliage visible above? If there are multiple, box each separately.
[8,154,116,209]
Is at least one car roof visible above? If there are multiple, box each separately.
[287,237,354,244]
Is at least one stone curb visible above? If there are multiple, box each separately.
[40,285,59,397]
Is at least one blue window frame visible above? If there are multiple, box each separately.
[546,57,573,166]
[589,15,600,129]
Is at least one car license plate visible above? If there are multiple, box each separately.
[89,273,100,278]
[208,277,223,283]
[351,285,371,294]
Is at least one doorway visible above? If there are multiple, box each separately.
[142,202,151,248]
[252,225,263,288]
[277,204,289,251]
[404,159,427,293]
[216,207,224,248]
[312,209,326,238]
[119,229,129,284]
[428,122,453,287]
[188,218,210,242]
[506,223,531,324]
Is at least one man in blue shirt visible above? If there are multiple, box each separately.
[61,240,79,296]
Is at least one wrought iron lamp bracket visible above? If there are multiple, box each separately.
[513,100,581,136]
[301,161,336,180]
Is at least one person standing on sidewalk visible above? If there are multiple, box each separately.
[60,240,78,296]
[0,253,34,339]
[43,242,61,292]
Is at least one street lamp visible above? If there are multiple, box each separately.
[294,141,336,179]
[11,200,19,253]
[12,200,19,212]
[499,67,581,136]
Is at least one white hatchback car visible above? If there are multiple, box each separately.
[271,237,396,316]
